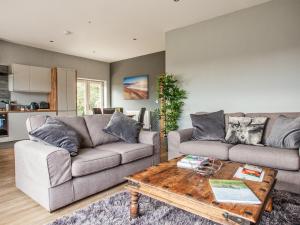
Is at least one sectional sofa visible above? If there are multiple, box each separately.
[14,114,160,212]
[168,112,300,194]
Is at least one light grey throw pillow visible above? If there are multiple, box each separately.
[266,115,300,149]
[103,112,143,143]
[29,117,81,156]
[190,110,225,141]
[225,116,267,145]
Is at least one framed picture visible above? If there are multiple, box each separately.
[123,75,149,100]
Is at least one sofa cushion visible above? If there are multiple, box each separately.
[191,110,225,141]
[57,116,93,148]
[245,112,300,144]
[84,115,119,147]
[71,147,121,177]
[97,142,153,164]
[229,144,300,171]
[179,141,233,160]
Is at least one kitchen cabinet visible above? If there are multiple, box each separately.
[9,64,51,93]
[30,66,51,92]
[9,64,30,92]
[8,111,56,141]
[57,68,77,116]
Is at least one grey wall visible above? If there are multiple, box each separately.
[110,51,165,111]
[166,0,300,128]
[0,40,110,105]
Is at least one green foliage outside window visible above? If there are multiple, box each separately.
[158,74,187,136]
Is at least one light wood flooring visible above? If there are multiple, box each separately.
[0,147,167,225]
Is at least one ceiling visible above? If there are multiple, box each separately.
[0,0,271,63]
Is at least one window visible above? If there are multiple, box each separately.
[77,79,105,116]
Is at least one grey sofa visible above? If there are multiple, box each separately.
[15,114,160,212]
[168,112,300,194]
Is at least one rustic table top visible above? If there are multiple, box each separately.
[126,157,277,224]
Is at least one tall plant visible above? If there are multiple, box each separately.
[158,74,186,136]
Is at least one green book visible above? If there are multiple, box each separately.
[209,179,261,204]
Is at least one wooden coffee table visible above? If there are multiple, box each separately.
[125,157,277,225]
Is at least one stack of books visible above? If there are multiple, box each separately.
[209,179,261,204]
[234,164,264,182]
[177,155,209,169]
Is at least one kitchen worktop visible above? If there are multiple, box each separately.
[0,109,57,113]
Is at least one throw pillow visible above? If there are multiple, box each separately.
[266,115,300,149]
[190,110,225,141]
[29,117,81,156]
[225,116,267,145]
[103,111,143,143]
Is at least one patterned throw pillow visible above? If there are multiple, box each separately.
[225,116,267,145]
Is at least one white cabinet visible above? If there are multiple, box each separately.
[8,111,56,141]
[9,64,30,92]
[9,64,51,93]
[66,70,77,111]
[8,113,29,141]
[57,68,77,115]
[30,66,51,92]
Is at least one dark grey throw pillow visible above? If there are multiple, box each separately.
[266,115,300,149]
[190,110,225,141]
[103,112,143,143]
[29,117,81,156]
[225,116,267,145]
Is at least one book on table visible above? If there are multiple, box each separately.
[234,164,265,182]
[209,179,261,204]
[177,155,209,169]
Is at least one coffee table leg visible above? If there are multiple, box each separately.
[130,191,139,219]
[265,198,273,212]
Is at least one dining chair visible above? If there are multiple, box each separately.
[138,107,146,125]
[103,108,116,114]
[92,108,102,114]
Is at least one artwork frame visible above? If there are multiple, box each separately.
[123,75,149,100]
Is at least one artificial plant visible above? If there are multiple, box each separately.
[158,74,186,136]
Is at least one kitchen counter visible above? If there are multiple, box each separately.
[0,109,57,113]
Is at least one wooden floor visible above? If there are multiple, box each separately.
[0,147,168,225]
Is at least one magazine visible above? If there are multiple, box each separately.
[209,179,261,204]
[177,155,209,169]
[234,164,264,182]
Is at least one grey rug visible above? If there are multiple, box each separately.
[48,190,300,225]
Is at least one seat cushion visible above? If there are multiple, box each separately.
[84,115,119,146]
[179,141,233,160]
[71,147,121,177]
[97,142,153,164]
[229,144,300,171]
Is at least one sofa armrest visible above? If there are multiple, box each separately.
[14,140,72,188]
[168,128,193,153]
[139,131,160,165]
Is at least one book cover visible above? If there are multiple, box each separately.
[180,155,209,164]
[209,179,261,204]
[234,166,264,182]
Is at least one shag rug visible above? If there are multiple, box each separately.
[48,190,300,225]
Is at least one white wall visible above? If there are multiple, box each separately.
[0,40,110,105]
[166,0,300,128]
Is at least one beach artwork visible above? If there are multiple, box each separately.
[123,75,148,100]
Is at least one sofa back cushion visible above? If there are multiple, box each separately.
[26,115,93,148]
[245,112,300,144]
[195,112,244,132]
[84,114,120,147]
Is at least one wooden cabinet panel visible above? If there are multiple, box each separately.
[66,69,77,111]
[10,64,30,92]
[30,66,51,92]
[57,68,68,111]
